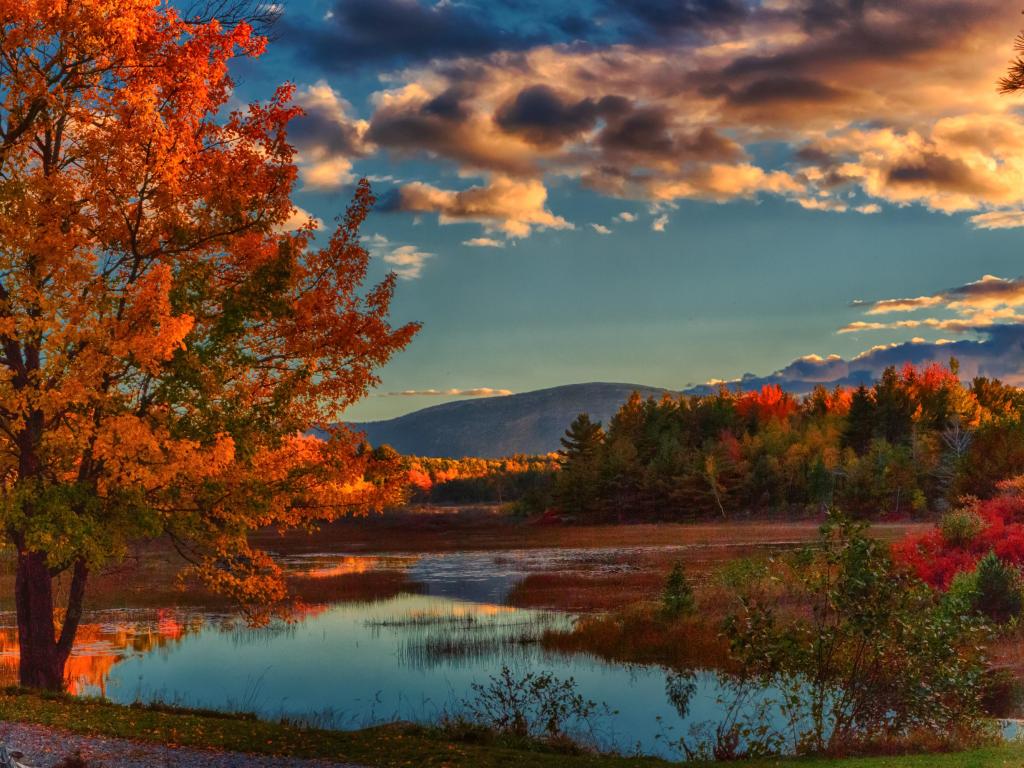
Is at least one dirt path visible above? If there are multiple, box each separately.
[0,722,367,768]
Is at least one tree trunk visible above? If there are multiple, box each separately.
[14,551,87,690]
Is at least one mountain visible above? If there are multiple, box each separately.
[350,382,674,458]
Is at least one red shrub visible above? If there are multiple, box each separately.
[894,484,1024,588]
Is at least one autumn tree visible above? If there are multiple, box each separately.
[0,1,418,688]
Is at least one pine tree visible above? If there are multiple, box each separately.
[559,413,605,461]
[874,366,914,445]
[555,414,605,516]
[842,385,876,455]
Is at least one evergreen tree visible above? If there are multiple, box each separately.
[842,385,876,455]
[559,413,605,460]
[874,366,914,445]
[555,414,606,517]
[661,562,695,617]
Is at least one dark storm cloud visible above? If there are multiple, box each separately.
[717,0,991,84]
[282,0,544,69]
[599,106,676,154]
[886,153,999,197]
[726,77,847,106]
[598,105,744,163]
[494,85,602,147]
[605,0,749,37]
[288,101,366,157]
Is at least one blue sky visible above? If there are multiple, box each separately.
[224,0,1024,421]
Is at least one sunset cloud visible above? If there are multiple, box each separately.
[860,275,1024,318]
[970,210,1024,229]
[386,176,573,238]
[285,0,1024,238]
[688,325,1024,395]
[291,81,372,190]
[379,387,513,397]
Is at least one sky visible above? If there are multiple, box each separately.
[222,0,1024,421]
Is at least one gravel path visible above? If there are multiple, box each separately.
[0,722,370,768]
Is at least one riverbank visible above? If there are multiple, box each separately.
[0,690,1018,768]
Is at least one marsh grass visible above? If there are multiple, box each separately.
[375,610,571,668]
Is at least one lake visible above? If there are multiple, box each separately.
[0,547,981,758]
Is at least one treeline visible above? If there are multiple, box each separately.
[402,454,558,506]
[552,360,1024,520]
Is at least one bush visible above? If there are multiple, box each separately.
[939,508,985,546]
[720,512,993,757]
[661,562,695,617]
[973,551,1023,624]
[894,483,1024,588]
[455,666,611,746]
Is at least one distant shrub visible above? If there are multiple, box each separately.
[939,508,985,547]
[716,555,770,592]
[973,551,1023,624]
[53,754,90,768]
[661,562,695,617]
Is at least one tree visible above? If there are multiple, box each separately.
[555,413,605,516]
[873,366,914,446]
[559,413,605,460]
[0,3,418,688]
[841,385,875,455]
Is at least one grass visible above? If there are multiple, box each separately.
[0,688,1020,768]
[541,604,736,672]
[254,508,930,555]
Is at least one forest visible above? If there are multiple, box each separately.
[401,360,1024,521]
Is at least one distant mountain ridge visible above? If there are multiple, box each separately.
[350,382,675,458]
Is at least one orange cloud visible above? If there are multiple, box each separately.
[391,176,572,237]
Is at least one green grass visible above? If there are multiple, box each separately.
[0,689,1020,767]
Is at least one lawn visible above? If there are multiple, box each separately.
[0,689,1018,768]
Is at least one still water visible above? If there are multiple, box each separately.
[0,550,790,757]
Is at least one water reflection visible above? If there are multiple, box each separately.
[0,609,212,696]
[0,553,811,756]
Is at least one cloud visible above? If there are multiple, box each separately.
[865,295,946,315]
[365,234,434,279]
[385,176,573,238]
[381,245,433,280]
[970,210,1024,230]
[335,0,1024,231]
[687,325,1024,395]
[652,213,669,231]
[291,81,372,190]
[463,237,506,248]
[274,205,323,233]
[281,0,546,69]
[285,0,1024,237]
[590,223,612,234]
[615,211,638,222]
[861,275,1024,318]
[379,387,514,397]
[495,85,605,148]
[836,274,1024,341]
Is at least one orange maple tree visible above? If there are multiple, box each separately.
[0,1,418,688]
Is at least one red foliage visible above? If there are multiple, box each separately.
[737,384,798,423]
[893,486,1024,588]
